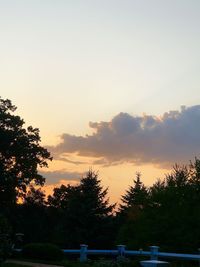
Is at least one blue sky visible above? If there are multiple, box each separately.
[1,0,200,202]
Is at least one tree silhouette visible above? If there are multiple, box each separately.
[0,97,52,206]
[24,186,46,206]
[48,170,116,248]
[119,172,148,213]
[117,159,200,252]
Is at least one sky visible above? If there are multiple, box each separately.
[1,0,200,204]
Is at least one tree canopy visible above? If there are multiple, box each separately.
[2,96,200,252]
[117,158,200,252]
[48,170,116,248]
[0,97,52,206]
[119,172,148,213]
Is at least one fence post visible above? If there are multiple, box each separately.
[80,244,88,262]
[150,246,159,260]
[117,245,126,257]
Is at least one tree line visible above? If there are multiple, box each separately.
[0,97,200,253]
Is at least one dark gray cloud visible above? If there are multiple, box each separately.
[54,156,87,165]
[50,105,200,168]
[40,170,83,184]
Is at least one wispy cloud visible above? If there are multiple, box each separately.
[49,105,200,168]
[40,170,83,184]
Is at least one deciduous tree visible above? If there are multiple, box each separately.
[0,97,52,206]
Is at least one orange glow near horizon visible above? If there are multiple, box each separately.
[42,154,169,205]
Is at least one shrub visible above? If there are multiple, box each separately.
[22,243,64,261]
[92,257,135,267]
[0,215,12,262]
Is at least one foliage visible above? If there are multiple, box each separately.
[116,173,149,249]
[48,170,116,248]
[89,257,137,267]
[0,97,52,206]
[63,259,92,267]
[119,173,148,213]
[1,96,200,253]
[22,243,64,261]
[24,186,46,206]
[117,158,200,252]
[63,258,138,267]
[0,215,12,262]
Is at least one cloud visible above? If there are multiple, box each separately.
[49,105,200,168]
[40,170,83,185]
[54,156,87,165]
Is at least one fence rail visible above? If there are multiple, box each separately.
[14,245,200,263]
[61,245,200,262]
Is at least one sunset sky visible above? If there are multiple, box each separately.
[1,0,200,204]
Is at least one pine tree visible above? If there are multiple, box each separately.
[80,170,115,217]
[48,170,116,248]
[75,170,116,247]
[119,172,148,213]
